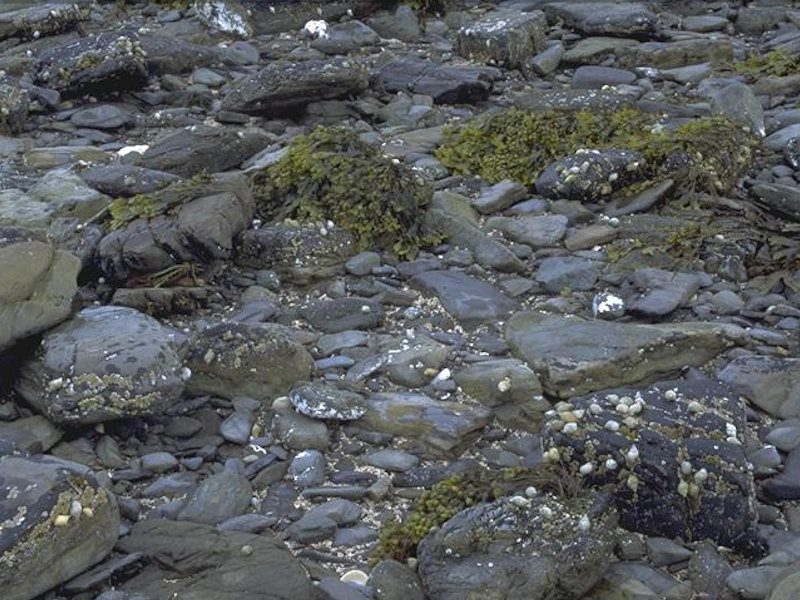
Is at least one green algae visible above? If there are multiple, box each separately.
[733,48,800,77]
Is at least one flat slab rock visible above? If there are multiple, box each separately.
[455,9,547,69]
[377,58,495,105]
[116,519,321,600]
[543,2,658,37]
[0,455,120,600]
[543,378,762,555]
[15,306,185,425]
[505,312,747,398]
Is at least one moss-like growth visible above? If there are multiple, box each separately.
[435,107,756,194]
[249,126,433,258]
[733,49,800,77]
[369,463,582,566]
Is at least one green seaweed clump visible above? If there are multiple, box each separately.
[733,49,800,77]
[436,107,756,194]
[369,463,582,566]
[249,126,433,258]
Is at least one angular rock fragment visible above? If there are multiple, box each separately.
[455,10,547,69]
[377,58,494,104]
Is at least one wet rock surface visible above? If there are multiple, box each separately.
[2,0,800,598]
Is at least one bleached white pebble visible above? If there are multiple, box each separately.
[664,389,677,401]
[694,468,708,484]
[579,462,594,476]
[626,445,640,463]
[563,422,578,434]
[340,570,369,585]
[578,514,591,532]
[604,420,620,432]
[680,461,692,475]
[605,458,618,471]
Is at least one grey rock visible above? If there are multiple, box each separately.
[289,381,367,421]
[141,452,178,474]
[138,33,217,75]
[222,57,368,115]
[573,65,636,88]
[70,105,131,130]
[186,322,313,403]
[16,306,184,424]
[220,41,260,66]
[0,415,62,454]
[765,422,800,452]
[378,58,493,104]
[117,519,319,600]
[0,2,89,41]
[536,149,645,201]
[0,228,80,353]
[718,356,800,418]
[318,578,373,600]
[751,183,800,221]
[646,537,692,566]
[311,20,380,55]
[710,82,765,137]
[765,446,800,500]
[195,0,252,37]
[410,270,517,330]
[384,336,448,388]
[471,180,528,214]
[220,412,254,444]
[417,492,618,600]
[711,290,745,315]
[683,15,729,33]
[455,9,547,69]
[23,146,110,170]
[727,566,787,599]
[272,401,330,451]
[79,164,180,197]
[299,297,383,333]
[506,312,747,397]
[688,542,735,600]
[27,168,109,222]
[0,75,29,135]
[617,38,734,70]
[333,524,378,547]
[544,2,657,37]
[537,256,601,293]
[770,572,800,600]
[0,455,120,600]
[289,450,326,487]
[625,268,702,317]
[369,560,425,600]
[178,471,253,525]
[346,251,381,276]
[736,6,786,35]
[367,4,422,42]
[487,214,568,247]
[529,42,564,75]
[562,36,640,65]
[217,513,277,533]
[785,137,800,170]
[316,330,369,356]
[359,392,491,458]
[662,63,713,85]
[362,449,420,472]
[565,224,618,251]
[765,124,800,151]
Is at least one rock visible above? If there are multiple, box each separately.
[647,537,692,566]
[363,449,419,472]
[0,228,80,353]
[417,492,618,600]
[346,251,381,276]
[529,42,564,76]
[367,4,421,42]
[688,542,735,600]
[236,223,355,285]
[410,270,517,330]
[543,2,657,37]
[487,214,568,247]
[573,66,637,88]
[79,164,180,197]
[454,358,549,432]
[535,149,645,201]
[185,322,313,403]
[221,57,368,115]
[116,519,319,600]
[359,392,491,458]
[0,2,90,41]
[368,560,426,600]
[140,452,178,474]
[289,450,326,487]
[0,455,120,600]
[384,336,448,388]
[506,312,747,397]
[27,168,110,222]
[769,572,800,600]
[718,356,800,418]
[272,399,330,451]
[220,412,254,445]
[764,124,800,151]
[377,58,493,104]
[617,38,734,69]
[16,306,184,424]
[0,415,62,454]
[23,146,110,170]
[535,256,600,293]
[470,180,528,214]
[562,36,639,65]
[750,183,800,221]
[785,137,800,170]
[544,378,762,554]
[624,268,702,317]
[37,32,148,97]
[137,33,217,75]
[0,75,29,135]
[316,330,369,356]
[455,9,547,69]
[195,0,252,38]
[311,20,380,55]
[98,173,254,281]
[565,224,618,251]
[299,297,383,333]
[178,471,253,525]
[135,126,271,177]
[70,104,131,130]
[765,446,800,500]
[289,381,367,421]
[710,82,766,137]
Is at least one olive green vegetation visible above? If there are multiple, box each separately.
[370,463,582,566]
[249,126,434,258]
[435,107,757,194]
[732,48,800,77]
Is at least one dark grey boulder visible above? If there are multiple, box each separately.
[195,0,252,38]
[785,137,800,170]
[16,306,185,424]
[410,270,517,330]
[36,32,148,98]
[289,381,367,421]
[0,415,62,454]
[178,471,253,525]
[0,2,90,41]
[0,455,120,600]
[221,57,368,115]
[624,268,702,317]
[369,560,425,600]
[417,492,619,600]
[138,34,218,75]
[718,356,800,419]
[135,125,272,177]
[97,174,254,281]
[535,149,645,201]
[535,256,600,293]
[0,75,29,135]
[311,20,380,55]
[70,105,132,130]
[617,38,733,70]
[455,9,547,69]
[242,0,381,35]
[486,214,568,247]
[299,297,384,333]
[543,2,657,37]
[0,227,80,353]
[185,321,313,403]
[116,519,321,600]
[79,164,180,197]
[573,65,637,88]
[543,378,763,555]
[750,183,800,221]
[377,58,494,104]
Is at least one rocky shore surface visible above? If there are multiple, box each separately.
[2,0,800,599]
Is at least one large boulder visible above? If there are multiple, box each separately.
[542,378,762,555]
[718,356,800,419]
[221,58,368,116]
[0,1,90,41]
[0,227,80,353]
[543,2,658,37]
[506,312,747,398]
[417,492,618,600]
[455,10,547,69]
[15,306,185,424]
[0,455,120,600]
[377,58,494,105]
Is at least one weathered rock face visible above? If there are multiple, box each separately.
[718,356,800,419]
[185,321,314,403]
[0,227,80,354]
[97,174,254,281]
[0,75,29,135]
[535,149,645,201]
[505,312,747,398]
[377,58,494,104]
[15,306,185,424]
[0,455,120,600]
[455,10,547,69]
[241,0,381,35]
[417,492,619,600]
[221,57,368,115]
[116,519,321,600]
[36,32,148,97]
[544,2,658,37]
[542,378,763,555]
[0,1,90,41]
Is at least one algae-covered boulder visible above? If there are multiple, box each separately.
[249,126,432,257]
[0,454,120,600]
